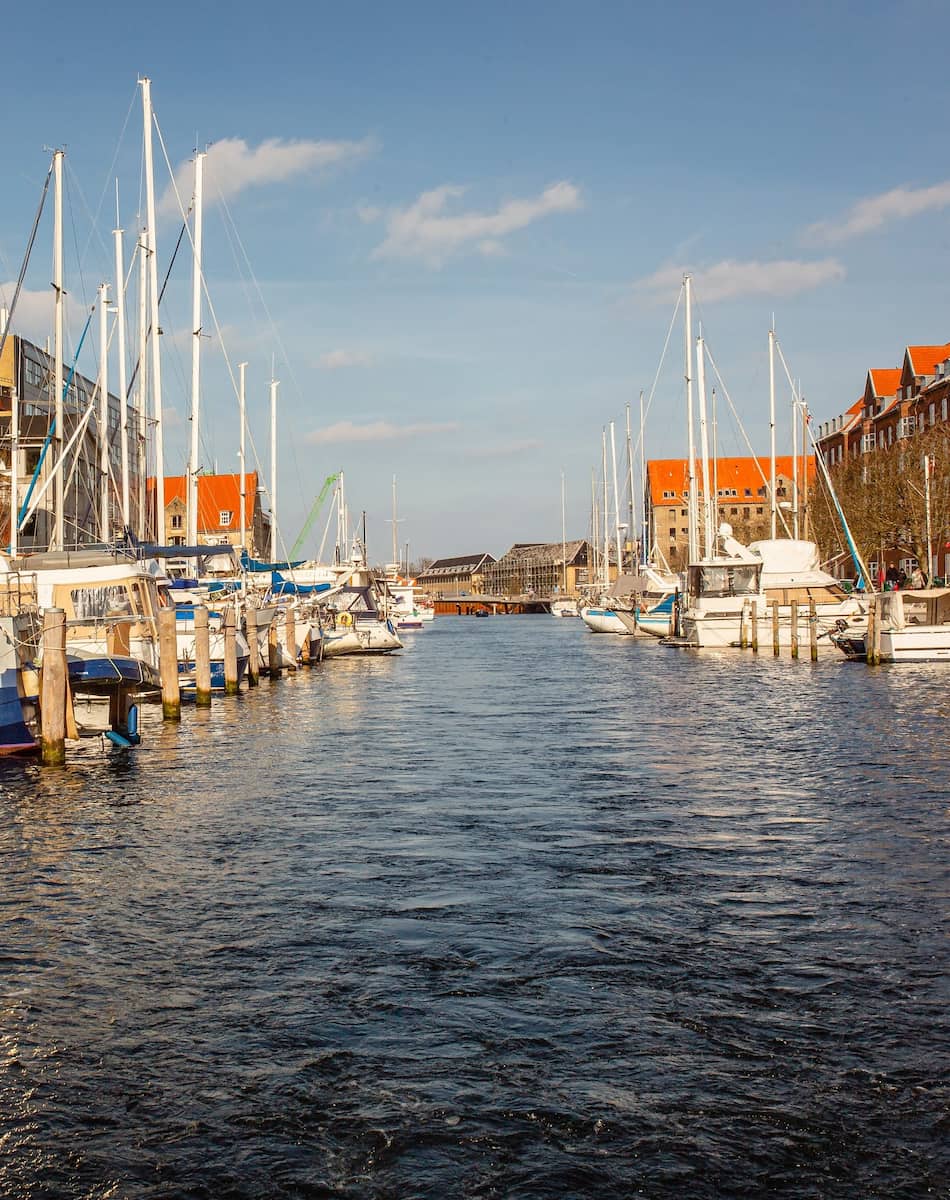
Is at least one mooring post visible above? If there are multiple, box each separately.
[790,599,800,660]
[268,614,281,677]
[194,605,212,707]
[739,601,748,650]
[809,598,819,662]
[771,600,780,657]
[750,601,759,654]
[158,607,181,721]
[40,607,67,766]
[245,607,260,688]
[223,605,239,695]
[868,595,882,666]
[284,606,297,670]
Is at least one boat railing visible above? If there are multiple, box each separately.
[0,571,39,617]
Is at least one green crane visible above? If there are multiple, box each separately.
[290,472,340,559]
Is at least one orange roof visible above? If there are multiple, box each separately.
[868,368,901,396]
[906,343,950,377]
[648,455,816,506]
[149,472,260,532]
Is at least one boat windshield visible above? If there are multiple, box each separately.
[688,563,761,598]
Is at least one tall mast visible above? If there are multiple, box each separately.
[609,420,622,575]
[98,282,110,543]
[52,148,64,551]
[137,229,151,540]
[270,374,278,559]
[769,322,777,538]
[141,77,165,542]
[639,389,647,564]
[696,332,713,555]
[8,308,18,557]
[390,475,400,567]
[561,469,567,591]
[801,399,810,540]
[113,210,130,533]
[238,361,247,553]
[601,428,609,586]
[791,376,800,539]
[625,403,635,571]
[590,468,599,586]
[684,274,698,563]
[187,150,205,547]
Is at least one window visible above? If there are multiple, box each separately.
[171,514,183,530]
[662,490,674,499]
[860,433,876,453]
[943,396,948,422]
[219,509,233,527]
[744,488,752,497]
[929,403,936,426]
[888,427,893,446]
[756,507,763,515]
[897,417,916,440]
[730,507,738,515]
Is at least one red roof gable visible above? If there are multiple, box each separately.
[149,472,260,531]
[905,343,950,378]
[868,368,901,397]
[648,455,816,506]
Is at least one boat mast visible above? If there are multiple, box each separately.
[113,199,130,534]
[609,420,622,576]
[769,321,777,538]
[98,282,110,543]
[270,373,278,559]
[187,150,205,547]
[696,331,713,556]
[7,308,18,557]
[560,469,567,592]
[791,376,800,539]
[141,77,165,543]
[590,468,599,589]
[684,274,698,563]
[625,403,635,572]
[238,361,247,553]
[52,148,64,551]
[136,231,148,540]
[601,428,610,586]
[639,389,647,565]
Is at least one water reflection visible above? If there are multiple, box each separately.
[0,618,946,1198]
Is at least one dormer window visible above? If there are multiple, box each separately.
[219,509,233,527]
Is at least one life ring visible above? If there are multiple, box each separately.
[338,611,353,627]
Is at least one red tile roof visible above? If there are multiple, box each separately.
[149,472,260,531]
[906,343,950,378]
[868,368,901,396]
[648,455,816,506]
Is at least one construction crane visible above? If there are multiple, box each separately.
[290,473,339,559]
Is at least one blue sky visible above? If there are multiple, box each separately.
[1,1,948,559]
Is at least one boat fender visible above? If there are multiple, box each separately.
[127,703,140,746]
[338,612,353,627]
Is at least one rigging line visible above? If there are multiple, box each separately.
[124,220,188,402]
[214,182,308,507]
[640,282,683,436]
[702,339,793,539]
[64,163,90,319]
[66,158,113,282]
[153,117,289,558]
[78,84,139,270]
[0,157,53,364]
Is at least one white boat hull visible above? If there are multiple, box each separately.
[580,607,631,635]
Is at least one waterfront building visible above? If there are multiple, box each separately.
[416,553,496,597]
[646,456,815,571]
[151,473,272,558]
[0,330,145,548]
[815,340,950,581]
[481,541,594,597]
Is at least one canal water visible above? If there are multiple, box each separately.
[1,617,946,1198]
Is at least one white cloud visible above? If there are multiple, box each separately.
[305,419,459,445]
[0,283,87,345]
[805,180,950,243]
[633,258,845,305]
[369,180,583,266]
[317,349,373,370]
[159,135,374,218]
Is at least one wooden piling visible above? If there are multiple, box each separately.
[809,599,818,661]
[267,614,281,677]
[223,605,239,695]
[284,607,297,669]
[158,607,181,721]
[790,599,800,659]
[771,600,780,657]
[40,607,67,766]
[750,601,759,653]
[194,605,212,706]
[739,601,748,650]
[245,608,260,688]
[868,596,882,666]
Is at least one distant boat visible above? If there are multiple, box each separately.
[832,588,950,662]
[550,598,579,618]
